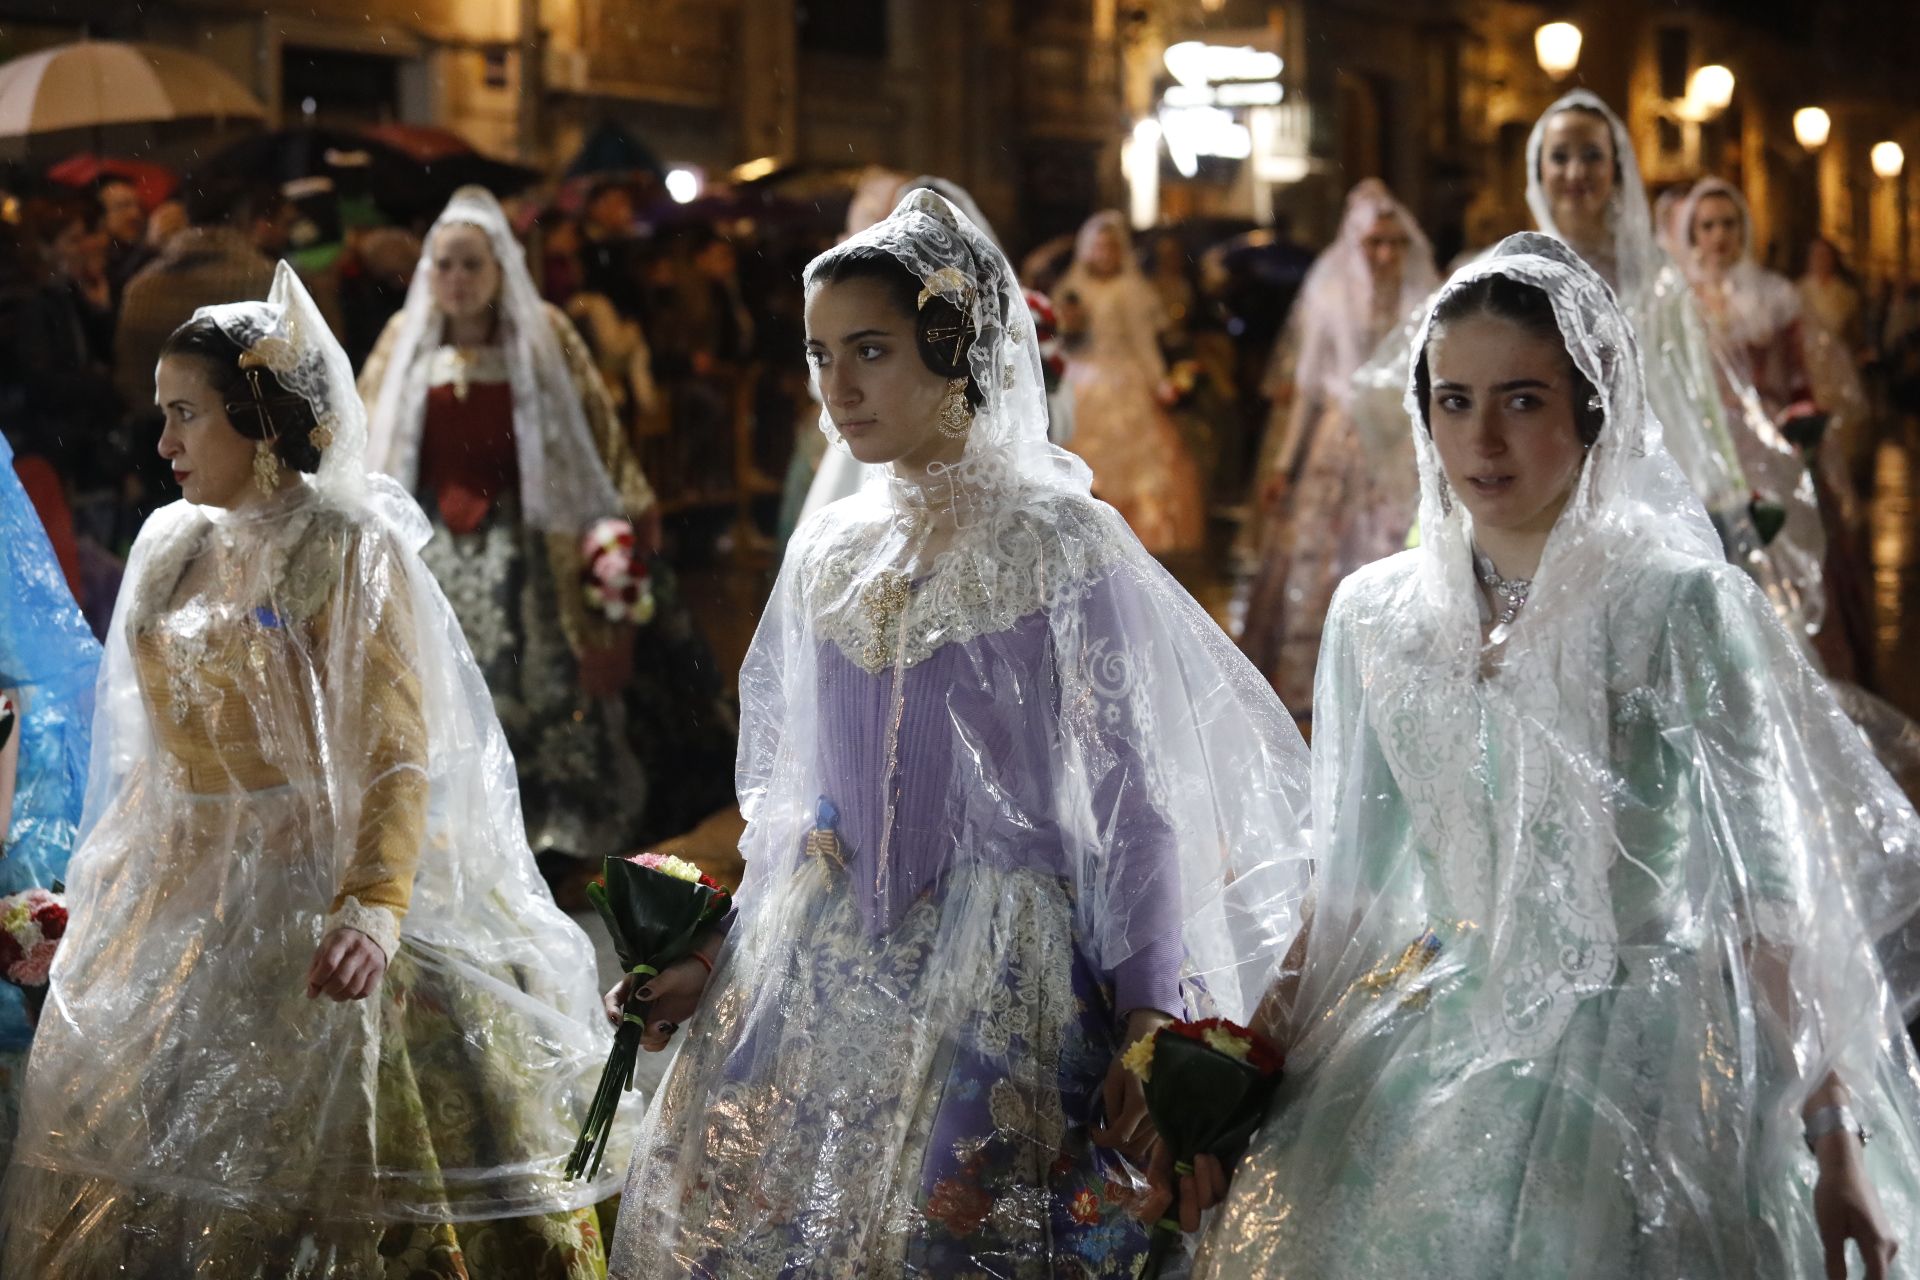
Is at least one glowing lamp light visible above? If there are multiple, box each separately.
[1792,107,1831,152]
[1162,41,1282,90]
[1872,141,1906,180]
[1685,64,1735,118]
[664,167,701,204]
[1127,118,1162,230]
[729,155,779,183]
[1534,23,1583,79]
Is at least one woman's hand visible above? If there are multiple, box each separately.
[1091,1008,1173,1168]
[1814,1134,1899,1279]
[305,927,387,1002]
[603,955,711,1052]
[1140,1145,1230,1231]
[578,627,636,699]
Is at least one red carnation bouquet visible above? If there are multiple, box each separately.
[566,852,731,1180]
[1122,1017,1284,1278]
[580,517,656,626]
[0,887,68,1022]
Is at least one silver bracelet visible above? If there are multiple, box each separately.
[1803,1103,1869,1155]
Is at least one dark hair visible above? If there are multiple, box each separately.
[1540,104,1625,189]
[1413,272,1605,447]
[158,318,324,473]
[809,246,990,410]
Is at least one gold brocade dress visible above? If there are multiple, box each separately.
[2,497,611,1279]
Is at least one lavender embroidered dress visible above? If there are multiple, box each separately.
[609,190,1310,1279]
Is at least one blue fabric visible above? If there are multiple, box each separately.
[1,433,101,1052]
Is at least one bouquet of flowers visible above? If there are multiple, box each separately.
[1121,1017,1284,1279]
[580,517,656,626]
[0,886,67,1022]
[565,852,731,1180]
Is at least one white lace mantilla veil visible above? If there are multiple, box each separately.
[6,262,629,1248]
[795,174,1006,525]
[757,187,1311,1011]
[364,185,623,532]
[1210,233,1920,1273]
[1281,179,1439,412]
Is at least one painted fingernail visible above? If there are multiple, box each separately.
[637,988,654,1001]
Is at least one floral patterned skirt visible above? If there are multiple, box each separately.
[420,495,734,861]
[1239,405,1408,713]
[609,860,1158,1279]
[3,942,611,1279]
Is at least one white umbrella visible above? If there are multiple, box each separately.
[0,40,265,138]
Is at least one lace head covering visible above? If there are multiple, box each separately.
[364,185,623,532]
[804,187,1084,515]
[1525,89,1663,300]
[1289,179,1440,409]
[1675,176,1802,349]
[1406,233,1721,634]
[1062,209,1145,287]
[193,262,368,506]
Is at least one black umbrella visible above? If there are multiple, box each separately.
[188,126,534,221]
[565,120,662,180]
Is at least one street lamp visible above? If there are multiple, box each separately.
[665,167,701,203]
[1793,107,1831,152]
[1684,65,1735,119]
[1534,23,1582,80]
[1872,141,1906,180]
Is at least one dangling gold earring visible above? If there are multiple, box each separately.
[252,438,282,495]
[936,377,973,438]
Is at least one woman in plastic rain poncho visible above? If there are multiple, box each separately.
[1171,234,1920,1278]
[1679,175,1879,685]
[0,430,100,1167]
[603,189,1312,1278]
[2,263,631,1278]
[1238,179,1439,715]
[361,186,734,866]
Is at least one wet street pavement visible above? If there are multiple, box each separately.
[1874,432,1920,721]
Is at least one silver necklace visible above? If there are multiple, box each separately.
[1472,550,1531,628]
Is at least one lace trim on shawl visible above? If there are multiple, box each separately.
[802,492,1122,673]
[1349,557,1619,1063]
[125,495,353,637]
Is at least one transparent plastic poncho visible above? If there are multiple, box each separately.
[1677,175,1872,528]
[609,190,1312,1277]
[1195,235,1920,1278]
[3,264,631,1276]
